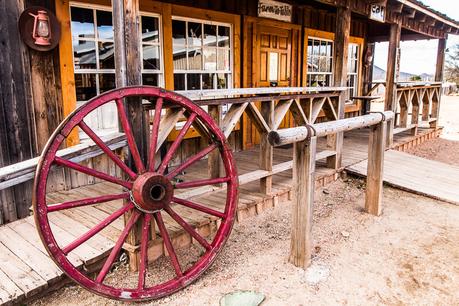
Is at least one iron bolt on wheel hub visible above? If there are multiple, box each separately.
[131,173,174,213]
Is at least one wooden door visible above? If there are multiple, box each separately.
[256,26,292,88]
[242,17,300,149]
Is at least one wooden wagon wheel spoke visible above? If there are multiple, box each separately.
[116,98,146,174]
[138,213,152,289]
[62,203,134,255]
[154,211,183,277]
[148,97,164,172]
[96,210,141,284]
[172,197,225,219]
[164,205,211,250]
[78,121,138,180]
[54,156,133,189]
[47,192,130,212]
[156,112,197,175]
[166,144,218,180]
[34,86,238,301]
[174,177,230,189]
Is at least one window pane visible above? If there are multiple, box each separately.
[188,22,202,46]
[187,74,201,90]
[217,73,228,89]
[204,24,217,47]
[307,39,313,55]
[71,7,95,39]
[313,40,320,56]
[202,73,214,89]
[174,74,185,90]
[143,45,161,70]
[188,47,202,70]
[173,45,187,70]
[73,40,96,70]
[320,41,327,56]
[217,49,230,71]
[310,56,318,72]
[142,16,159,43]
[99,42,115,69]
[143,74,159,86]
[172,20,186,45]
[203,48,217,71]
[75,73,97,100]
[326,42,332,57]
[318,57,327,72]
[99,74,115,93]
[96,11,113,40]
[218,26,230,47]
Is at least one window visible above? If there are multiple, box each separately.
[172,17,232,91]
[347,43,360,99]
[306,37,333,87]
[70,4,163,132]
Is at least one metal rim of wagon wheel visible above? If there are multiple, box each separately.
[33,86,238,301]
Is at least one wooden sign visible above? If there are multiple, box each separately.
[370,4,385,23]
[258,0,293,23]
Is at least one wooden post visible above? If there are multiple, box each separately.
[260,100,274,194]
[289,137,316,268]
[114,0,145,271]
[208,105,223,182]
[328,4,350,169]
[385,22,401,146]
[431,38,447,128]
[363,42,375,94]
[365,120,386,216]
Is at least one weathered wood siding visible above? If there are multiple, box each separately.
[0,0,63,223]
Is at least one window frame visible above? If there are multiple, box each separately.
[347,42,360,100]
[306,36,334,87]
[171,15,234,92]
[70,2,165,104]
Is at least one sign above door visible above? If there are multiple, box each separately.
[258,0,293,23]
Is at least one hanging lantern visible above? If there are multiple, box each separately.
[18,7,61,52]
[29,10,52,46]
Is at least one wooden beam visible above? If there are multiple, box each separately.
[260,101,274,194]
[289,137,316,269]
[384,22,401,146]
[365,120,386,216]
[56,0,79,147]
[328,5,351,169]
[431,38,446,129]
[208,105,223,184]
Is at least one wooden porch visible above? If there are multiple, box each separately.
[0,126,440,305]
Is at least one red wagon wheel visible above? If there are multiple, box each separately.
[33,86,238,301]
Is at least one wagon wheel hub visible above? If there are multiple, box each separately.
[131,173,174,213]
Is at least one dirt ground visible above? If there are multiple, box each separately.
[31,96,459,306]
[31,179,459,306]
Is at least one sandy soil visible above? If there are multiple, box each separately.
[31,178,459,306]
[406,96,459,166]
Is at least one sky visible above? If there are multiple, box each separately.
[373,0,459,75]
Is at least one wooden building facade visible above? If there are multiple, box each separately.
[1,0,459,224]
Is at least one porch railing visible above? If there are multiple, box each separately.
[0,86,348,224]
[366,81,442,135]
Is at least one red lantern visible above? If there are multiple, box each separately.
[29,10,52,46]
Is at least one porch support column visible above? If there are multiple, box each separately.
[384,22,401,145]
[431,38,447,128]
[328,4,351,169]
[114,0,146,271]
